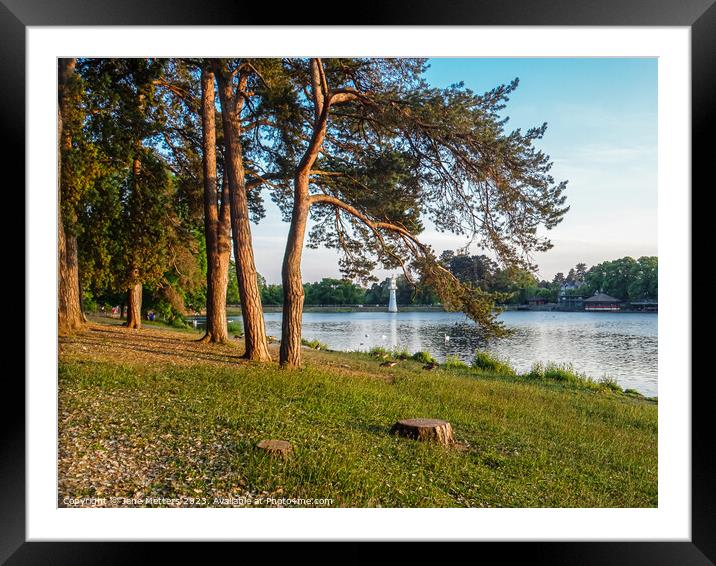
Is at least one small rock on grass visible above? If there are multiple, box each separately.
[256,439,293,457]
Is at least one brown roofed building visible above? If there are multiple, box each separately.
[584,292,621,312]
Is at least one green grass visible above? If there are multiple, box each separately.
[411,351,437,364]
[473,351,516,376]
[522,362,635,396]
[58,345,657,508]
[443,355,470,370]
[227,321,243,335]
[392,347,411,360]
[368,346,411,360]
[368,346,390,358]
[301,338,328,350]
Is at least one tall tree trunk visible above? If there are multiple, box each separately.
[201,180,231,342]
[280,177,310,368]
[214,61,270,361]
[124,156,144,329]
[58,58,84,335]
[279,59,330,368]
[58,210,84,333]
[207,235,230,338]
[126,281,142,329]
[77,259,88,322]
[199,64,230,343]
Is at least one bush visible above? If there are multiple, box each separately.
[444,355,470,369]
[623,388,645,398]
[412,351,436,364]
[302,338,328,350]
[472,351,516,376]
[543,363,583,383]
[527,362,587,384]
[169,316,189,329]
[150,297,187,328]
[82,290,98,313]
[598,375,623,393]
[523,362,623,392]
[227,320,243,335]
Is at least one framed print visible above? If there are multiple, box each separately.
[4,0,712,562]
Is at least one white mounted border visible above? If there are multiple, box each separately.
[26,26,690,541]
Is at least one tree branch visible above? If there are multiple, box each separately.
[308,194,425,251]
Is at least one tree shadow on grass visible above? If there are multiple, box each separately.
[59,324,255,368]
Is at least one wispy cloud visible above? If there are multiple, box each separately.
[553,143,656,167]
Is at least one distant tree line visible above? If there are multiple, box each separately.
[231,275,368,307]
[436,250,658,304]
[227,273,437,307]
[557,256,658,303]
[88,249,656,312]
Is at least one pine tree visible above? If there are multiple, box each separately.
[273,58,568,367]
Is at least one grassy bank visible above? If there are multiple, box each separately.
[58,322,657,508]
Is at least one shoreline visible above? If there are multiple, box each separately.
[220,305,658,315]
[90,314,657,399]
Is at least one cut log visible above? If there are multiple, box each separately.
[256,439,293,457]
[390,418,454,445]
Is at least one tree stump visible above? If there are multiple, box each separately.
[256,439,293,457]
[390,418,454,445]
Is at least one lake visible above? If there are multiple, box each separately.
[214,310,657,397]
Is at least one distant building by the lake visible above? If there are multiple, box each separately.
[514,287,657,313]
[558,280,584,310]
[584,292,622,312]
[628,299,658,313]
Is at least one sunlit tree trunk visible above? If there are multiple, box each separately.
[279,59,329,368]
[125,156,143,329]
[199,65,231,343]
[214,60,270,361]
[126,278,142,329]
[58,57,84,335]
[280,177,310,368]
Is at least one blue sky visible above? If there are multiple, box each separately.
[250,58,657,284]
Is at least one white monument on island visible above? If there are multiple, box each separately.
[388,274,398,313]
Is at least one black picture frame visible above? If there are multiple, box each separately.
[4,1,710,562]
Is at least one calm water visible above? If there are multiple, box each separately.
[211,311,657,396]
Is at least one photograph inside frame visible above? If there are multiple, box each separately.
[57,57,657,509]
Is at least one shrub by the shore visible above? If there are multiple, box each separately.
[443,355,470,369]
[524,362,626,395]
[301,338,328,350]
[392,347,411,360]
[473,351,516,376]
[369,346,390,358]
[412,351,437,364]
